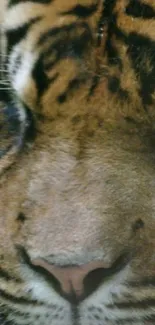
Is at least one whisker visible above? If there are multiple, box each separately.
[0,77,9,80]
[0,88,11,90]
[0,81,10,85]
[0,54,9,57]
[0,78,10,81]
[1,62,10,67]
[0,85,10,88]
[0,69,8,72]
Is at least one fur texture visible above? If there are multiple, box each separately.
[0,1,155,324]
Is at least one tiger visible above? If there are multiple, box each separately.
[0,0,155,324]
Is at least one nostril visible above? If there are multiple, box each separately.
[83,267,107,297]
[31,259,108,301]
[30,253,129,302]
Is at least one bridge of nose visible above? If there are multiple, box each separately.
[32,258,106,296]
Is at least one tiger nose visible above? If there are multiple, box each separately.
[31,259,107,301]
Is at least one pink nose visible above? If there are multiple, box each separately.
[32,259,107,300]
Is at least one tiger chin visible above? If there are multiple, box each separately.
[0,0,155,324]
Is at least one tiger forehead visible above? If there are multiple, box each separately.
[4,0,155,129]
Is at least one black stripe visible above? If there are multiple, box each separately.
[106,298,155,309]
[32,57,59,99]
[125,32,155,107]
[0,89,12,103]
[92,0,155,106]
[0,268,21,283]
[115,315,155,324]
[38,21,92,48]
[61,2,98,18]
[0,303,48,325]
[126,0,155,19]
[71,305,80,325]
[38,21,92,68]
[9,0,53,6]
[57,78,87,104]
[88,74,101,97]
[88,0,121,97]
[36,22,93,99]
[0,288,44,306]
[32,55,51,98]
[113,22,155,108]
[99,0,120,66]
[0,310,13,325]
[6,17,41,52]
[108,76,129,99]
[102,0,117,21]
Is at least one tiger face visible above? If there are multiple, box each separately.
[0,1,155,325]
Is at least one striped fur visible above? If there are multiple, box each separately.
[0,1,155,324]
